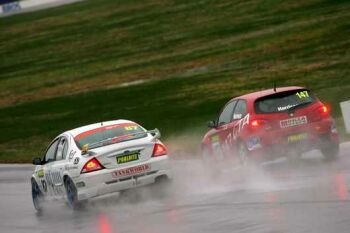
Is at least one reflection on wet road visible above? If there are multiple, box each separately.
[1,143,350,233]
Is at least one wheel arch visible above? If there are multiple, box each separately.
[63,174,70,185]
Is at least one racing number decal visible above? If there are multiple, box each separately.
[41,180,47,192]
[124,126,138,131]
[295,90,309,99]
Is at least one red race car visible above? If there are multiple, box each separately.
[201,86,339,164]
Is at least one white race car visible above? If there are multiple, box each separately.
[31,119,172,211]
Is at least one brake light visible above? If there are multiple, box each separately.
[316,105,330,116]
[251,120,261,128]
[152,143,168,157]
[249,119,271,130]
[321,106,328,113]
[81,158,104,174]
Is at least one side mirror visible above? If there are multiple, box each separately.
[207,120,217,128]
[32,157,42,165]
[149,128,161,139]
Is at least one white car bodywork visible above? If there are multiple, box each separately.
[31,120,172,204]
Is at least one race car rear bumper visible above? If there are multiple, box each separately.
[246,120,339,159]
[248,131,339,159]
[73,156,172,201]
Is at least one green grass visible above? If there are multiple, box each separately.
[0,0,349,162]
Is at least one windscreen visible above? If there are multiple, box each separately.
[255,89,316,113]
[74,123,146,149]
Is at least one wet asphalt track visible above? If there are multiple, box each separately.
[1,142,350,233]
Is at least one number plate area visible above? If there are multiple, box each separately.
[116,153,139,164]
[287,133,308,143]
[280,116,308,128]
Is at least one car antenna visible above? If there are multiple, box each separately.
[273,81,277,92]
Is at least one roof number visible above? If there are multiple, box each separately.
[296,91,309,99]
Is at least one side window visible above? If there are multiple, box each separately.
[44,139,59,163]
[56,137,68,161]
[218,100,237,125]
[233,100,247,120]
[62,139,68,160]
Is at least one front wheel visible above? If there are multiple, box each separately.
[31,179,44,212]
[202,147,212,165]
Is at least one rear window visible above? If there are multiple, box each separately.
[255,89,316,113]
[75,123,146,149]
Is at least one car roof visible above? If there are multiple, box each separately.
[66,119,137,138]
[232,86,305,101]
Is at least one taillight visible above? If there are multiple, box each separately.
[317,105,329,114]
[250,120,261,128]
[81,158,104,174]
[315,105,330,118]
[152,143,168,157]
[249,119,271,130]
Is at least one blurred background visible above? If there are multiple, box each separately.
[0,0,349,162]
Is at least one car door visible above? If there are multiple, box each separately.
[49,136,69,198]
[41,138,60,197]
[231,99,249,151]
[214,100,237,159]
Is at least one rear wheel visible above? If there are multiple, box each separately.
[321,142,339,161]
[152,176,172,198]
[154,175,172,189]
[31,179,44,212]
[286,150,301,164]
[64,177,83,209]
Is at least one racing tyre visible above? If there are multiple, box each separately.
[64,177,83,209]
[237,142,250,166]
[31,179,44,212]
[321,142,339,161]
[202,147,212,165]
[154,176,172,189]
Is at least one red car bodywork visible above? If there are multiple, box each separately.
[201,86,339,163]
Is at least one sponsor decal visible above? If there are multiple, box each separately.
[113,164,151,178]
[69,150,76,160]
[247,136,262,150]
[75,123,138,141]
[45,171,62,186]
[280,116,307,128]
[45,170,64,195]
[232,114,250,140]
[277,104,297,112]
